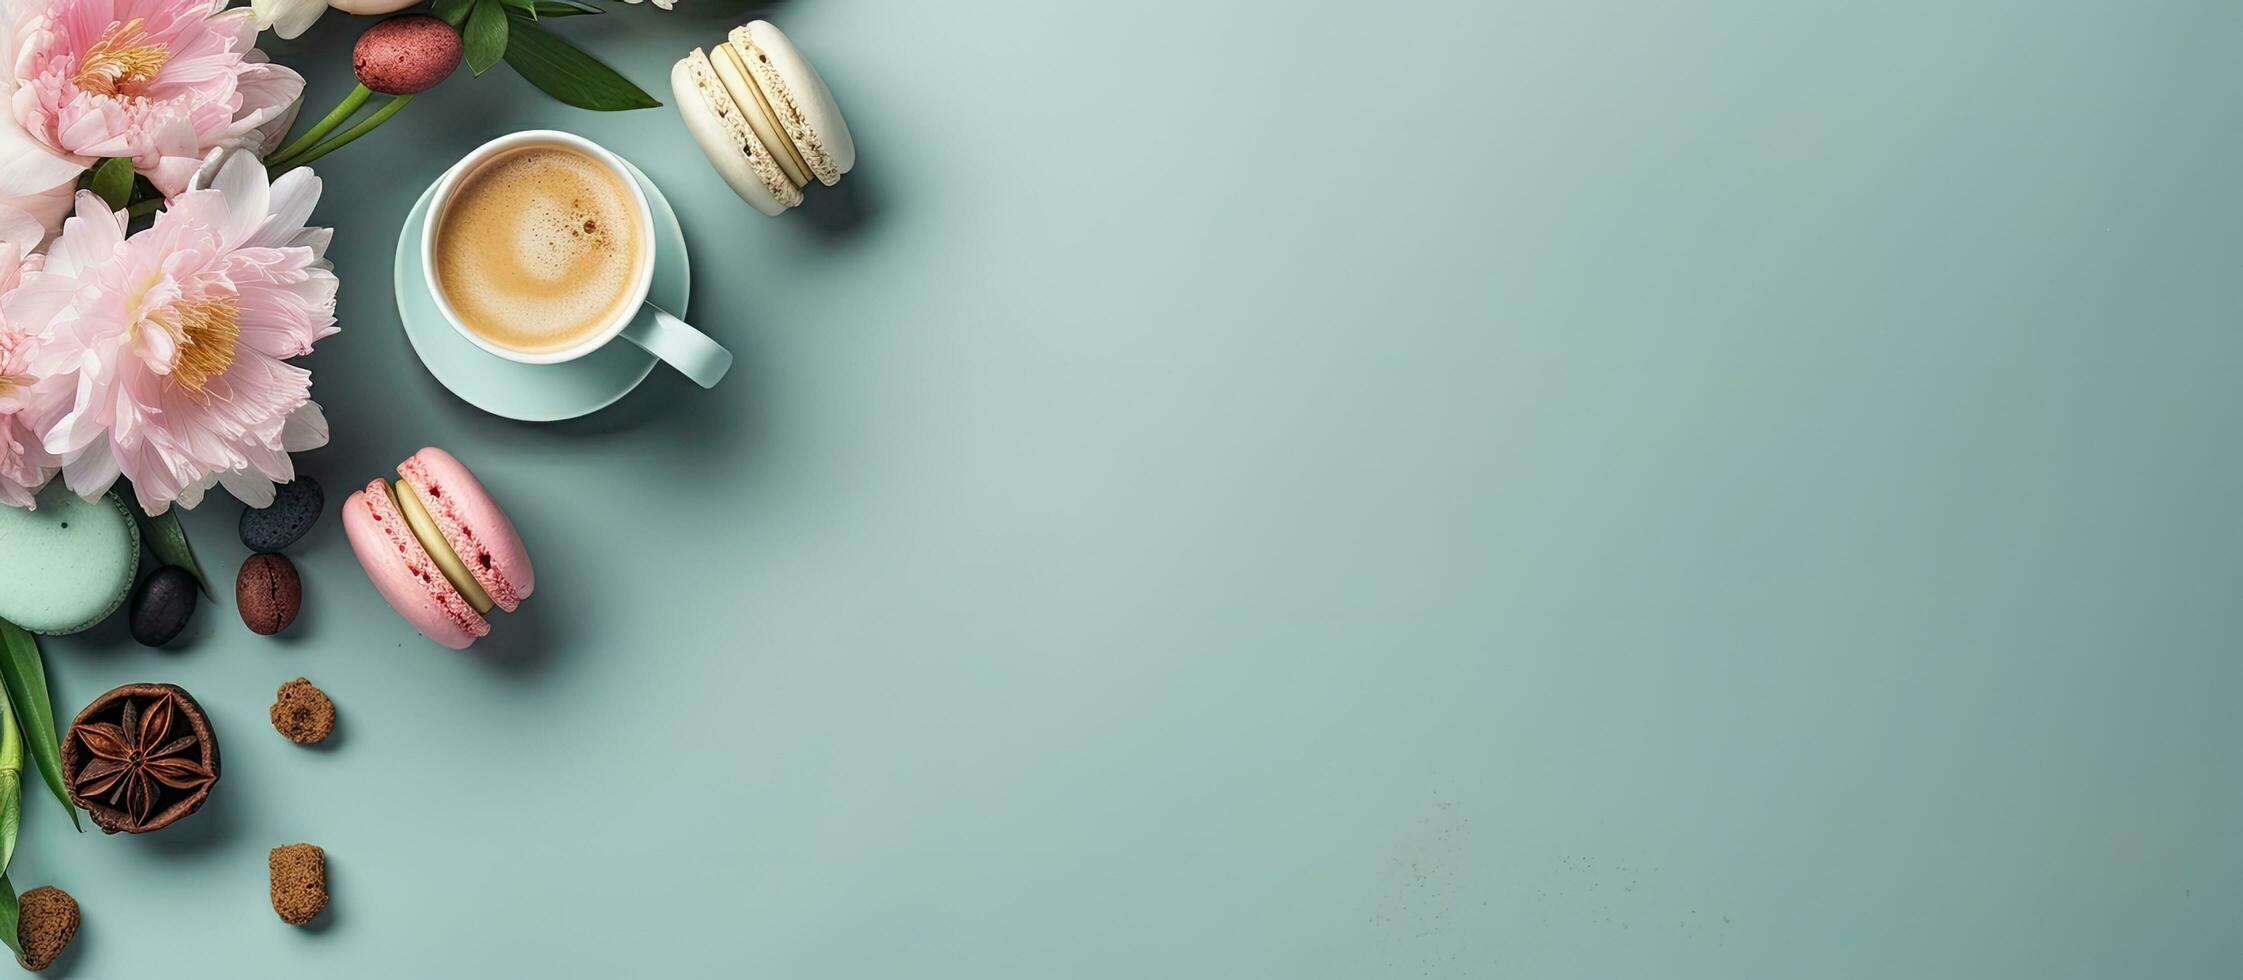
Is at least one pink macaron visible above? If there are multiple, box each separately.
[342,448,534,649]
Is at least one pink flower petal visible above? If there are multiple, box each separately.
[14,145,337,510]
[11,0,304,199]
[0,114,87,196]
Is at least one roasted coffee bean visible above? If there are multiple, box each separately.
[237,553,302,636]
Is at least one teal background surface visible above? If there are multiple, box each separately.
[12,1,2241,976]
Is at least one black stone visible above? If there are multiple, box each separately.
[129,566,198,647]
[239,476,323,552]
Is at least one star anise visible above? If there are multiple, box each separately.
[71,693,212,826]
[62,683,222,834]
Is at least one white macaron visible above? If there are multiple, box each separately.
[671,21,856,216]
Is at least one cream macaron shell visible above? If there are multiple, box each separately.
[671,49,800,217]
[731,21,855,185]
[671,20,853,214]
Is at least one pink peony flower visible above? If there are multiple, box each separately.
[0,0,302,237]
[0,204,61,507]
[2,150,335,514]
[0,326,61,508]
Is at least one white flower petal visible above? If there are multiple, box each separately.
[1,277,74,344]
[213,151,271,248]
[280,400,328,452]
[286,226,332,255]
[0,114,87,197]
[167,477,209,514]
[218,467,277,507]
[186,147,228,193]
[250,0,327,39]
[230,61,306,156]
[44,192,125,277]
[253,167,322,250]
[0,204,39,253]
[208,4,261,47]
[59,440,119,501]
[0,179,75,247]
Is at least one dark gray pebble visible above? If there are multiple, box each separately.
[129,566,198,647]
[240,477,323,552]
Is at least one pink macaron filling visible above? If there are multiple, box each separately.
[343,478,489,649]
[396,448,533,612]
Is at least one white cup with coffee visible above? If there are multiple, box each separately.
[422,130,731,388]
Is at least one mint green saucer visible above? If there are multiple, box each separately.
[392,157,690,422]
[0,483,140,634]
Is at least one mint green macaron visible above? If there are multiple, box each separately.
[0,484,140,634]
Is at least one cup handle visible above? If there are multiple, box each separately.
[619,304,732,389]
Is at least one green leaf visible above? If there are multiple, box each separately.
[0,776,17,882]
[530,0,601,15]
[0,693,19,878]
[134,506,212,599]
[0,781,16,885]
[433,0,475,27]
[0,623,79,833]
[464,0,509,76]
[498,0,536,19]
[502,15,661,111]
[0,872,19,962]
[88,158,133,212]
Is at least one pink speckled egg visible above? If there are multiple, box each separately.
[353,16,461,95]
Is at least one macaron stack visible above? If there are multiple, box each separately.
[672,21,856,216]
[343,447,534,649]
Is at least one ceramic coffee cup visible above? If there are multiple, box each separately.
[422,130,731,389]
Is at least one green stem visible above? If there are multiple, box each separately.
[272,94,415,175]
[268,84,371,167]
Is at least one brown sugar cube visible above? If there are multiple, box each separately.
[269,843,329,925]
[269,677,335,745]
[15,885,78,970]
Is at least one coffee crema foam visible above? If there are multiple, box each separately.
[435,146,645,354]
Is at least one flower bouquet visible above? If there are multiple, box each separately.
[0,0,658,959]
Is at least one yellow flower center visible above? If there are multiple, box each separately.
[74,19,168,97]
[152,298,240,394]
